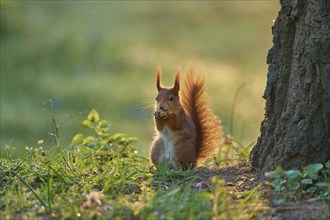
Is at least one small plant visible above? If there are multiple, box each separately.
[208,135,254,167]
[74,109,141,161]
[265,161,330,205]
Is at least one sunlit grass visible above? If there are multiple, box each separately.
[0,111,269,219]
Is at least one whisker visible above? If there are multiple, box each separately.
[137,101,155,112]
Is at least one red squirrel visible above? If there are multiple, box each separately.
[150,66,222,170]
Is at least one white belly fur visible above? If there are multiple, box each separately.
[159,125,177,161]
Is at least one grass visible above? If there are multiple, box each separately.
[0,110,269,219]
[1,1,280,154]
[1,111,328,219]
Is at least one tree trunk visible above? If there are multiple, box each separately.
[250,0,330,170]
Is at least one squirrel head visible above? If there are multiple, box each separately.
[154,66,182,119]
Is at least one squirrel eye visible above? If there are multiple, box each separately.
[169,95,174,101]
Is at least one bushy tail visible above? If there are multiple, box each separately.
[180,67,222,164]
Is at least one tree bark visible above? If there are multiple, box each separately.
[250,0,330,170]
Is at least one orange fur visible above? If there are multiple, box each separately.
[150,66,222,169]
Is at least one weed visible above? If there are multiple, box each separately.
[206,135,254,168]
[266,161,330,205]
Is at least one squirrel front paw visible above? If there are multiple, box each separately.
[154,111,167,120]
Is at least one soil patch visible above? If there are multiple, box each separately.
[195,162,327,220]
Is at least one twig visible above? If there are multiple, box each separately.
[229,83,247,136]
[43,98,86,145]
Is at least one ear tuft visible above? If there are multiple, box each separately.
[156,65,162,91]
[173,66,181,94]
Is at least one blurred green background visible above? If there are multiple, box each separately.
[1,1,279,156]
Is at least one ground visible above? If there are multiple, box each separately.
[194,163,327,220]
[1,115,327,219]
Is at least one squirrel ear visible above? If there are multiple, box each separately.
[156,65,162,91]
[173,66,181,94]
